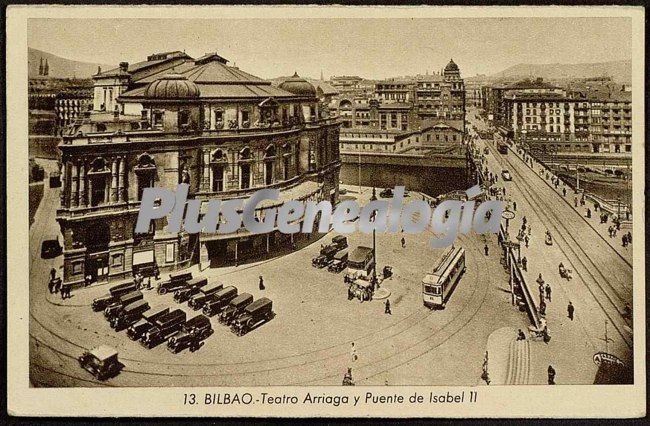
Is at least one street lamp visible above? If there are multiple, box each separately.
[370,187,378,286]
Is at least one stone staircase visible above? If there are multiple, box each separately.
[505,338,530,385]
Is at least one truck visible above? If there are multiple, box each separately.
[140,309,187,349]
[110,299,150,331]
[328,249,348,273]
[188,281,225,310]
[104,290,143,320]
[201,286,238,317]
[157,270,193,295]
[231,297,274,336]
[166,315,213,353]
[173,276,208,303]
[126,306,170,341]
[92,282,137,312]
[218,293,254,325]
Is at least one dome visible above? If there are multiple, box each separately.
[444,59,459,72]
[279,72,317,96]
[143,74,200,99]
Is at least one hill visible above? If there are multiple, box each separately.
[490,60,631,84]
[28,48,113,79]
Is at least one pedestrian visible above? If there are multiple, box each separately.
[517,329,526,341]
[622,234,628,247]
[342,368,354,386]
[401,237,406,248]
[259,275,265,290]
[524,235,529,248]
[539,300,546,317]
[574,197,578,207]
[567,301,574,321]
[548,365,556,385]
[351,342,358,362]
[513,201,517,211]
[627,231,632,244]
[586,208,591,219]
[521,256,528,271]
[608,226,613,238]
[536,273,544,286]
[61,283,71,300]
[562,187,567,197]
[527,224,531,236]
[84,273,92,287]
[48,277,56,294]
[545,283,552,301]
[385,299,392,315]
[522,215,527,226]
[484,244,489,256]
[53,277,62,294]
[50,268,56,282]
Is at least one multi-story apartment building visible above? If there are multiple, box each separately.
[56,51,341,287]
[501,80,632,154]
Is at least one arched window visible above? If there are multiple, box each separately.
[88,157,110,206]
[264,145,276,185]
[210,149,226,192]
[239,147,252,190]
[135,154,156,200]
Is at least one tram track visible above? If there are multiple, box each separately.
[30,234,495,385]
[486,143,632,349]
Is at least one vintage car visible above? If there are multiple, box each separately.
[331,235,348,251]
[202,286,238,317]
[78,345,122,381]
[157,270,193,295]
[231,297,274,336]
[110,299,150,331]
[92,282,138,312]
[104,290,143,320]
[188,281,225,310]
[173,276,208,303]
[140,309,187,349]
[41,234,62,259]
[126,306,170,340]
[328,249,348,273]
[501,169,512,181]
[218,293,254,325]
[312,245,338,268]
[167,315,213,353]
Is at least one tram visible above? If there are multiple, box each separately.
[422,246,466,309]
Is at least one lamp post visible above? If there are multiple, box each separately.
[370,187,378,286]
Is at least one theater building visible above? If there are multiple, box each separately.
[56,52,340,287]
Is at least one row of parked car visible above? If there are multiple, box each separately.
[92,281,214,353]
[312,235,349,273]
[167,272,275,336]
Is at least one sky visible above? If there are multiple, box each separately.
[28,17,633,80]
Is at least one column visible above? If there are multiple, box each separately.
[70,163,78,207]
[78,162,86,207]
[203,149,211,190]
[118,156,126,201]
[104,175,110,204]
[110,158,118,202]
[60,161,67,205]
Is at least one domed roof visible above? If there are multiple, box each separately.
[444,59,459,72]
[279,72,317,96]
[143,74,200,99]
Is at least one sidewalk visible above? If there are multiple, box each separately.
[510,145,632,263]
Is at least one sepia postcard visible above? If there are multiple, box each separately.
[6,4,646,418]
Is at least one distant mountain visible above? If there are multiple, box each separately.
[28,48,113,79]
[490,60,631,84]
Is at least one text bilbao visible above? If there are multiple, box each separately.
[135,185,504,249]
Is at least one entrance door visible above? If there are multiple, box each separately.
[87,253,109,282]
[206,240,227,268]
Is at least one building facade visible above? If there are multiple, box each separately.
[56,52,341,287]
